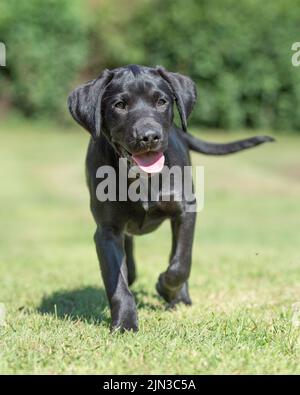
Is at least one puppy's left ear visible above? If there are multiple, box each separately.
[157,66,197,132]
[67,69,114,139]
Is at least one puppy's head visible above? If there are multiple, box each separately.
[68,65,197,173]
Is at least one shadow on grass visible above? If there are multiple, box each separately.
[38,286,110,326]
[133,289,165,311]
[38,286,163,326]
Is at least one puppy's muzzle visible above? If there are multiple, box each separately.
[136,128,163,151]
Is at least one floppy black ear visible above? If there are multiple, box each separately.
[157,67,197,132]
[67,69,113,138]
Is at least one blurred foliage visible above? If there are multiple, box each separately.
[1,0,300,131]
[94,0,300,131]
[0,0,88,119]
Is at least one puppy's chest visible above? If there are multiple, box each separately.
[124,200,180,235]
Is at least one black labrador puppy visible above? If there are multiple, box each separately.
[68,65,273,332]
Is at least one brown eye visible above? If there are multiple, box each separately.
[157,98,167,106]
[115,101,126,110]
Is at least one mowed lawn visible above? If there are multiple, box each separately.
[0,120,300,374]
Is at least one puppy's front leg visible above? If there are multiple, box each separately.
[156,211,196,307]
[94,227,138,332]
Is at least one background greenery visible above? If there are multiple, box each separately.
[0,0,88,119]
[1,0,300,131]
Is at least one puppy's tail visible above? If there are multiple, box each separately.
[183,133,275,155]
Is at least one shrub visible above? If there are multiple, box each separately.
[97,0,300,131]
[0,0,89,119]
[1,0,300,132]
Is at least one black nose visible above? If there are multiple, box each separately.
[139,130,162,145]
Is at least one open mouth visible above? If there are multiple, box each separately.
[117,144,165,174]
[132,151,165,174]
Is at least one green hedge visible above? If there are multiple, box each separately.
[0,0,88,119]
[96,0,300,131]
[1,0,300,131]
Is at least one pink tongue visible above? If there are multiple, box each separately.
[132,151,165,173]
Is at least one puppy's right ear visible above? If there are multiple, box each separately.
[67,69,113,139]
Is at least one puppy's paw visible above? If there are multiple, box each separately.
[167,282,192,309]
[156,273,176,303]
[111,309,138,333]
[156,274,192,307]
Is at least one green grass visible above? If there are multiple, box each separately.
[1,119,300,374]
